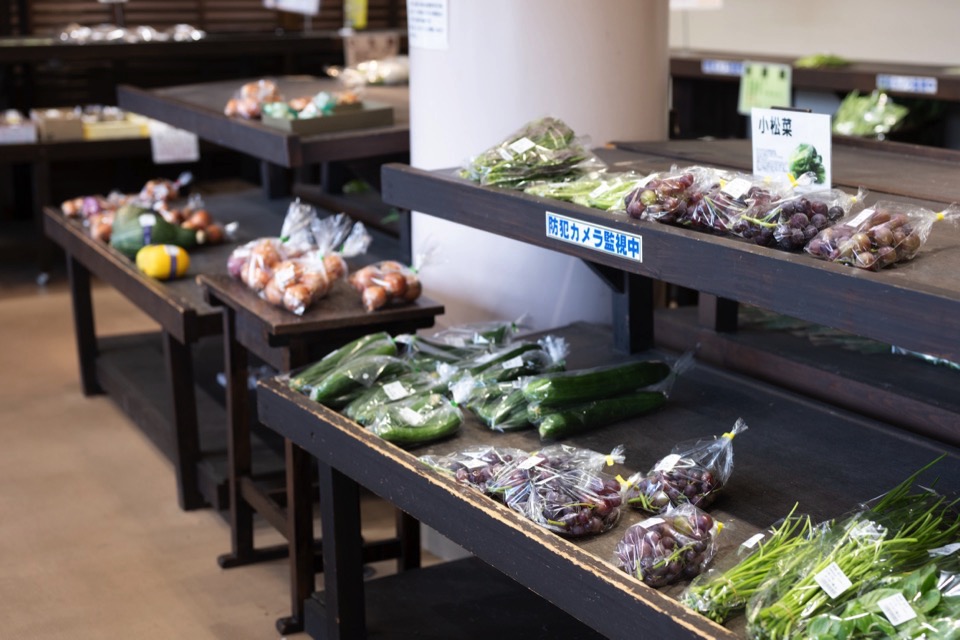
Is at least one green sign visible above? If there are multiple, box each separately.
[738,61,792,115]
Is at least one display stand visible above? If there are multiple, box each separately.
[198,273,443,633]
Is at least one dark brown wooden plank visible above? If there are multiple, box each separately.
[381,160,960,363]
[257,321,960,640]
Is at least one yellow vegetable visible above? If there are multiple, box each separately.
[135,244,190,280]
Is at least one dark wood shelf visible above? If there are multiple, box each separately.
[257,322,960,640]
[670,49,960,102]
[304,556,605,640]
[117,77,409,168]
[380,147,960,365]
[96,332,285,511]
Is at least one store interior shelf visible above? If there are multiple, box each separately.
[380,154,960,365]
[96,332,285,511]
[257,322,960,640]
[117,78,410,169]
[303,556,605,640]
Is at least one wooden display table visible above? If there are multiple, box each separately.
[41,189,288,510]
[198,273,444,634]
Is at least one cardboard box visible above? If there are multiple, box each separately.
[83,114,150,140]
[1,110,39,144]
[31,108,84,142]
[261,101,393,135]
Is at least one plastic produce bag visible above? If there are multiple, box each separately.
[367,391,462,446]
[625,166,762,233]
[487,452,623,537]
[342,370,447,425]
[429,319,521,347]
[224,79,283,119]
[464,379,532,432]
[461,117,605,189]
[419,445,529,492]
[622,418,748,513]
[833,90,909,139]
[348,259,422,312]
[288,332,397,395]
[393,333,489,367]
[732,187,865,250]
[805,201,960,270]
[614,503,723,588]
[524,171,650,211]
[308,354,412,407]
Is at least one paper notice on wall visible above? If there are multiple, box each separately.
[264,0,321,16]
[407,0,448,50]
[670,0,722,9]
[149,120,200,165]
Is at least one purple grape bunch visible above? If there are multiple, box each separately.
[535,468,623,537]
[733,196,845,250]
[421,447,527,492]
[623,458,720,514]
[615,507,718,588]
[806,208,922,270]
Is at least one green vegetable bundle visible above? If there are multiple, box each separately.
[745,459,960,639]
[524,172,649,211]
[461,117,603,189]
[288,332,396,395]
[833,90,909,138]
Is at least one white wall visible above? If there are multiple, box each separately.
[409,0,669,334]
[669,0,960,66]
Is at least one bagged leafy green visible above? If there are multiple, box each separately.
[461,117,604,189]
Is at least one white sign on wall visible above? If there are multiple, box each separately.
[263,0,321,16]
[407,0,448,50]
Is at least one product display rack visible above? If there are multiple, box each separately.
[248,138,960,639]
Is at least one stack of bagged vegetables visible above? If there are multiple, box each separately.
[679,458,960,638]
[227,204,371,315]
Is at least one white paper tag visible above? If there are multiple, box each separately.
[407,0,449,50]
[138,213,157,227]
[850,520,881,540]
[588,184,608,199]
[275,264,297,288]
[394,334,414,345]
[877,593,917,626]
[846,208,875,229]
[501,356,525,370]
[721,177,752,199]
[639,517,665,529]
[741,533,766,550]
[654,454,682,473]
[518,455,544,470]
[814,562,852,599]
[397,407,424,426]
[461,458,489,470]
[449,336,467,347]
[497,147,514,161]
[508,137,537,155]
[149,120,200,165]
[382,381,411,401]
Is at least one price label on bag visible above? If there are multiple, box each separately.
[741,533,766,550]
[878,593,917,626]
[814,562,852,599]
[149,120,200,165]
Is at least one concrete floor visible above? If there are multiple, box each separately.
[0,266,410,639]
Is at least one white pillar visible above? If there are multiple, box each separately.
[409,0,670,332]
[407,0,670,559]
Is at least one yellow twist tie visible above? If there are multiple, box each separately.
[722,431,736,440]
[606,455,615,467]
[719,179,727,189]
[787,173,798,188]
[716,521,725,533]
[936,211,946,222]
[616,474,630,488]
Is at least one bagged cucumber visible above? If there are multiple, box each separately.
[342,371,444,425]
[289,332,396,394]
[368,392,462,446]
[475,335,567,384]
[110,205,202,257]
[309,354,411,408]
[470,382,532,432]
[522,359,670,407]
[533,391,667,440]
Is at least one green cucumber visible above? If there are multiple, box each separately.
[371,392,462,446]
[289,332,395,394]
[342,372,441,425]
[461,342,542,377]
[110,206,200,257]
[522,360,670,407]
[536,391,666,440]
[309,355,411,407]
[472,385,531,432]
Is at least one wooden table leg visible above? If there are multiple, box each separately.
[276,439,315,635]
[396,509,421,573]
[162,331,206,511]
[698,293,739,333]
[260,160,292,200]
[317,461,367,640]
[66,253,102,397]
[218,306,257,566]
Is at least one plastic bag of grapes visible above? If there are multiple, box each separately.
[732,187,866,251]
[621,418,747,514]
[615,502,723,588]
[805,200,960,270]
[625,166,785,235]
[419,446,529,493]
[489,455,623,537]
